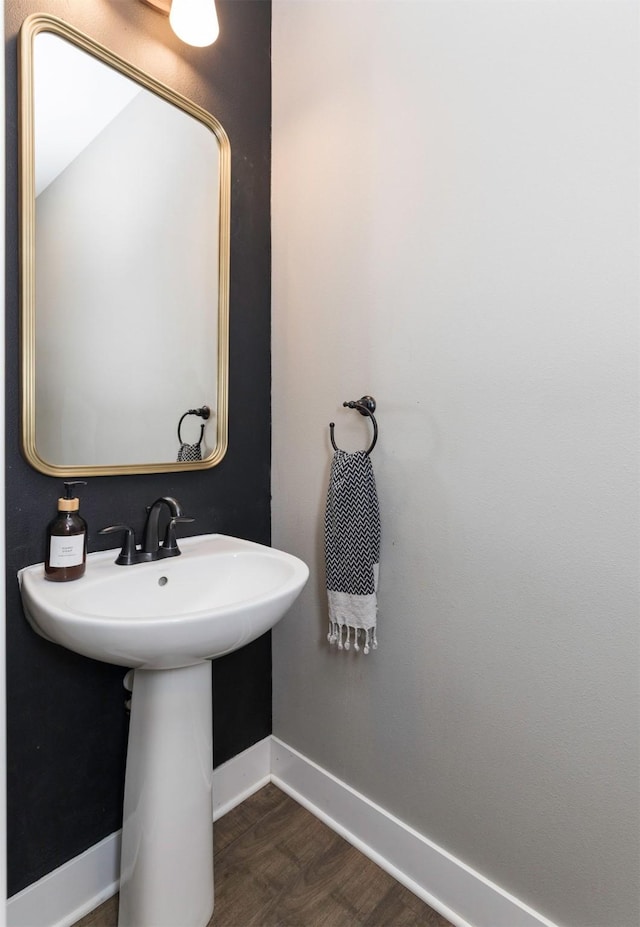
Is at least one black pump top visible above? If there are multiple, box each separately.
[58,480,87,513]
[63,480,87,499]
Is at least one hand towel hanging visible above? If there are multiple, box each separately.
[177,429,204,462]
[324,449,381,653]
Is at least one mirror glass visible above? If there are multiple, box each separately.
[20,15,230,475]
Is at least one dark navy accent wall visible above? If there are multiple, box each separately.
[5,0,271,896]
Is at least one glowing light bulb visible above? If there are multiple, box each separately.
[169,0,219,47]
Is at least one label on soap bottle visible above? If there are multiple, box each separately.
[49,534,85,568]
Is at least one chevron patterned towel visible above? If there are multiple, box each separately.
[325,449,381,653]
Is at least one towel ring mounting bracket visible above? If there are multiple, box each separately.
[329,395,378,455]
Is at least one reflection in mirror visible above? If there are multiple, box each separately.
[20,15,230,475]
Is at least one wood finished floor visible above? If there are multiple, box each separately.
[74,784,453,927]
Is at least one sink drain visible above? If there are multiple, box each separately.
[158,576,168,586]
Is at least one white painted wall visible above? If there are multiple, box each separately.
[34,32,139,196]
[271,3,639,927]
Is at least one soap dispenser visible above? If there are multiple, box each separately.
[45,481,88,582]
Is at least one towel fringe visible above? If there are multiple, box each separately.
[327,620,377,655]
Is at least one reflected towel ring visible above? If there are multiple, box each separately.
[177,405,210,446]
[329,396,378,455]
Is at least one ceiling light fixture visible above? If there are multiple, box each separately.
[141,0,219,48]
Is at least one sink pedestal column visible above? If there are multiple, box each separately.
[118,662,214,927]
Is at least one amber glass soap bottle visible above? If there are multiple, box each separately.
[45,481,88,582]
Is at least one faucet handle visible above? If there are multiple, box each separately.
[99,524,138,566]
[161,516,195,555]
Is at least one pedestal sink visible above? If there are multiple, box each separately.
[18,534,309,927]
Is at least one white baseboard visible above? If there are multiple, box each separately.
[6,737,272,927]
[7,735,559,927]
[213,736,272,820]
[270,737,559,927]
[6,831,121,927]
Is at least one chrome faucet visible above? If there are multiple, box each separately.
[99,496,194,565]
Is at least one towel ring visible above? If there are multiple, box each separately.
[329,396,378,455]
[177,405,210,445]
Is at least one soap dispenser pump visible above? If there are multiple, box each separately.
[45,481,88,582]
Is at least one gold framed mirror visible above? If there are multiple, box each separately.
[19,14,230,476]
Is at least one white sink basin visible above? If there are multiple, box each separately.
[18,533,309,669]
